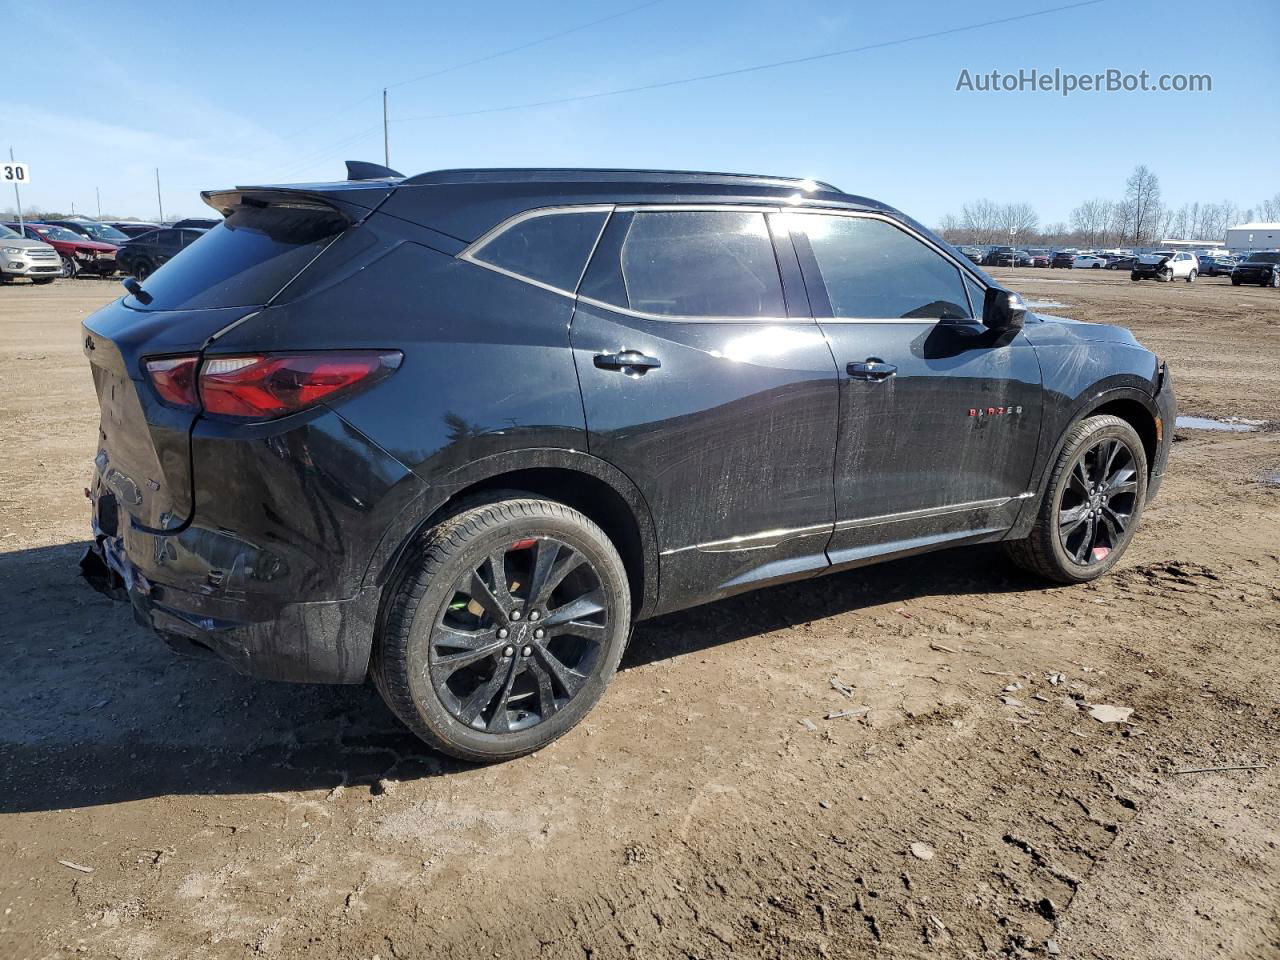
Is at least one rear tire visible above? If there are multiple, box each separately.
[373,497,632,762]
[1005,415,1148,584]
[59,256,78,279]
[133,260,153,281]
[1187,269,1196,283]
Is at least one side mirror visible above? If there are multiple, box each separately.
[983,286,1026,332]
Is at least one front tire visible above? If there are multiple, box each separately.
[1005,415,1148,584]
[31,277,55,285]
[373,497,632,762]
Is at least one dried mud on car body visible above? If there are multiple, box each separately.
[0,274,1278,959]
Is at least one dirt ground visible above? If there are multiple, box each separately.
[1,269,1277,960]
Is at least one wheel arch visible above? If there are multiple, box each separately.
[366,448,660,621]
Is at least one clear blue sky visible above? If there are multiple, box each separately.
[4,0,1276,224]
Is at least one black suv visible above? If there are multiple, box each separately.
[80,165,1175,761]
[117,226,208,279]
[1230,251,1280,287]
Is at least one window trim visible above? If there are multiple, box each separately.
[459,202,990,325]
[459,204,614,298]
[781,209,987,325]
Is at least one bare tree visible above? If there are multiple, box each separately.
[998,202,1040,240]
[1071,199,1112,248]
[1256,192,1280,222]
[959,198,1002,244]
[1123,165,1162,244]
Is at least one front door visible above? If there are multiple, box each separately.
[571,207,839,613]
[780,211,1043,568]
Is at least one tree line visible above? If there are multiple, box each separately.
[937,165,1279,248]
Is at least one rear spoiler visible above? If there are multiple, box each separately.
[201,182,397,223]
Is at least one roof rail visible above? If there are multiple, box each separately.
[398,167,842,192]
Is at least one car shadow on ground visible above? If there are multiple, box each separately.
[0,540,1043,814]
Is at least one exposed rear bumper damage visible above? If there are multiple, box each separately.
[81,533,379,683]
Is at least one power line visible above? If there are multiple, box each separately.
[279,0,666,173]
[385,0,665,90]
[396,0,1107,123]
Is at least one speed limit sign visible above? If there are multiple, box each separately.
[2,162,30,185]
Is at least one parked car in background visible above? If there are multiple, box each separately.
[1198,255,1236,277]
[44,219,132,246]
[957,245,983,265]
[80,164,1175,761]
[1106,256,1136,271]
[117,227,208,280]
[169,217,221,230]
[1072,254,1108,269]
[105,221,162,238]
[983,245,1015,266]
[1230,251,1280,287]
[1051,251,1075,269]
[0,222,61,284]
[1028,251,1051,268]
[1131,251,1198,282]
[1,222,119,277]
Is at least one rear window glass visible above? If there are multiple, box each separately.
[470,209,608,292]
[129,204,345,310]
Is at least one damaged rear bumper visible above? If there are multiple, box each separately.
[81,534,379,684]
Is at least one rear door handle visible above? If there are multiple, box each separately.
[594,350,661,373]
[847,359,897,381]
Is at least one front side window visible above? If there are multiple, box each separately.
[788,214,972,320]
[470,209,608,292]
[582,210,785,318]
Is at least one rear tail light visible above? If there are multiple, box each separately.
[144,356,200,410]
[144,351,402,420]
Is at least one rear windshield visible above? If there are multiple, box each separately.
[129,203,346,311]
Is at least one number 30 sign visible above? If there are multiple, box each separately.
[3,163,30,185]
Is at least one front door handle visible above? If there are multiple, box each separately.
[847,359,897,381]
[594,350,661,374]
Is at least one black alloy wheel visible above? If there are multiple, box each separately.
[373,497,631,762]
[428,535,609,734]
[1055,436,1139,567]
[1004,414,1148,583]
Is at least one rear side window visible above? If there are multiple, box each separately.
[789,214,971,320]
[582,210,784,318]
[130,204,346,311]
[469,209,608,292]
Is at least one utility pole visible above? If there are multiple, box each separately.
[96,187,101,218]
[383,88,390,169]
[155,168,165,224]
[9,147,24,232]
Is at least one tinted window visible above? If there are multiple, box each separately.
[585,210,784,318]
[472,210,608,291]
[131,204,345,311]
[790,214,971,320]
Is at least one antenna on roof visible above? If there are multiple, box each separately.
[346,160,403,181]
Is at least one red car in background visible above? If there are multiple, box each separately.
[1,222,119,278]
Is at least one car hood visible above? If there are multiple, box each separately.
[1025,313,1141,348]
[0,237,54,252]
[1136,254,1170,265]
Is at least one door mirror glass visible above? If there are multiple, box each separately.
[982,287,1026,332]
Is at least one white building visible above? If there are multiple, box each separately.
[1225,223,1280,254]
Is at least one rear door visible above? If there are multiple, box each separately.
[780,210,1043,568]
[570,206,839,613]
